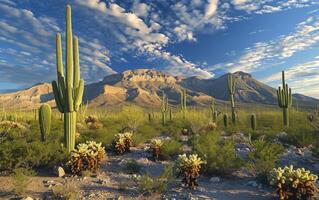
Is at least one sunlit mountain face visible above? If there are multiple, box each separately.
[0,0,319,98]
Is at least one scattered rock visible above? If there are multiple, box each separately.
[209,177,220,183]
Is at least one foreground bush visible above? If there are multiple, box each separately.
[269,165,318,200]
[247,139,284,182]
[161,140,183,160]
[11,167,35,195]
[132,165,174,195]
[113,132,133,155]
[175,154,205,188]
[0,140,67,171]
[193,133,243,176]
[68,141,106,175]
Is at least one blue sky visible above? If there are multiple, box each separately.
[0,0,319,98]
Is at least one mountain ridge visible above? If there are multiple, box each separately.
[0,69,318,110]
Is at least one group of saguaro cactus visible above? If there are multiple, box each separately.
[39,104,52,141]
[51,5,84,152]
[277,71,292,127]
[181,89,187,119]
[227,74,236,125]
[161,92,169,126]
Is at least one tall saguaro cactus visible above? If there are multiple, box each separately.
[181,89,187,119]
[227,74,236,124]
[39,104,51,141]
[161,92,169,126]
[52,5,84,152]
[277,71,292,127]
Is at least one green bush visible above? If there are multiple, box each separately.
[11,167,36,195]
[161,140,183,160]
[51,181,79,200]
[123,159,141,174]
[132,164,174,195]
[193,133,243,176]
[247,139,284,182]
[0,140,68,171]
[284,127,317,148]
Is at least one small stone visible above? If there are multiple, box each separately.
[296,148,304,156]
[57,166,65,177]
[210,177,220,183]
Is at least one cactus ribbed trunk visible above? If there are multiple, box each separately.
[181,89,187,119]
[283,108,289,127]
[251,114,256,131]
[64,112,76,152]
[162,111,166,126]
[39,104,51,142]
[227,74,236,125]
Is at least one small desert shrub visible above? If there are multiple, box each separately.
[123,159,141,174]
[175,154,206,188]
[161,140,183,160]
[150,139,163,161]
[0,127,10,144]
[113,132,133,155]
[247,139,284,182]
[51,181,79,200]
[269,165,318,200]
[84,115,103,129]
[193,133,243,176]
[0,140,67,171]
[119,106,145,132]
[132,165,174,195]
[68,141,106,175]
[185,110,209,134]
[284,127,317,148]
[11,167,35,195]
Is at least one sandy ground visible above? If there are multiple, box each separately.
[0,145,276,200]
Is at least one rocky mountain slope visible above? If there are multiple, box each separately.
[0,69,318,110]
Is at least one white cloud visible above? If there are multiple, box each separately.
[132,1,150,17]
[210,15,319,73]
[205,0,219,19]
[262,59,319,98]
[75,0,213,78]
[232,0,319,14]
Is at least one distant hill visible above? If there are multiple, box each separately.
[0,69,318,110]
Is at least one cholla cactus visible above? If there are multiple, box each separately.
[114,132,133,155]
[150,139,163,161]
[68,141,106,175]
[176,154,206,188]
[269,165,318,200]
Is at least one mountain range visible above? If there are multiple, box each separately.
[0,69,318,110]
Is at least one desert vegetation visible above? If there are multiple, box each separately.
[0,4,318,200]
